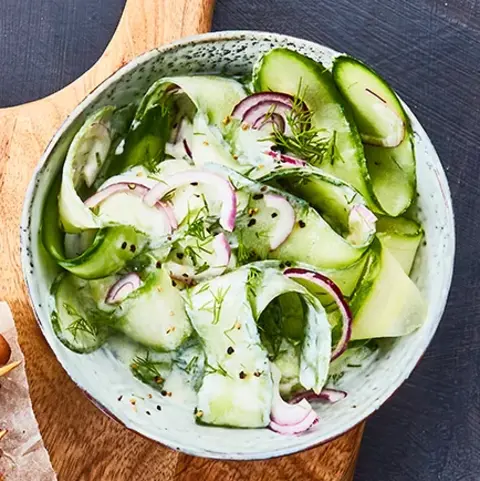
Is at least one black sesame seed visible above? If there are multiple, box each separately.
[118,395,123,401]
[239,371,246,379]
[227,346,234,355]
[253,193,264,200]
[156,261,162,268]
[161,390,168,396]
[298,220,306,228]
[182,273,189,278]
[248,218,256,227]
[260,186,267,192]
[176,252,184,260]
[172,280,177,287]
[130,244,137,253]
[285,261,292,267]
[271,212,278,218]
[157,405,162,411]
[190,182,199,186]
[146,411,151,415]
[121,242,127,249]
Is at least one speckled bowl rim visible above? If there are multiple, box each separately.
[20,30,455,460]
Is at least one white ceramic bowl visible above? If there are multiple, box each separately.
[20,31,455,459]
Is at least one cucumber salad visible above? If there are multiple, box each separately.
[42,48,426,434]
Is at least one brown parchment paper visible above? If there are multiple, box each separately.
[0,302,56,481]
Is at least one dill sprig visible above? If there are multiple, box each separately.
[131,352,163,376]
[195,262,210,275]
[64,303,98,340]
[269,82,334,166]
[246,267,263,319]
[198,286,230,325]
[184,355,199,375]
[211,286,230,325]
[204,360,229,377]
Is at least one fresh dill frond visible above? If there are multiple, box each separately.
[184,355,199,374]
[64,303,98,340]
[204,360,229,377]
[270,82,334,165]
[131,352,165,378]
[211,286,230,325]
[195,262,210,275]
[246,267,263,319]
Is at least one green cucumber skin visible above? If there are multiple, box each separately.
[252,48,379,212]
[42,177,147,279]
[58,227,146,279]
[332,55,417,216]
[332,55,408,123]
[41,175,65,261]
[376,216,424,274]
[349,239,382,318]
[52,273,110,353]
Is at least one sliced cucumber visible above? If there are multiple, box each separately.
[261,165,375,247]
[190,113,239,169]
[42,175,148,278]
[333,56,416,216]
[253,266,331,393]
[252,48,377,210]
[114,267,192,351]
[364,137,416,217]
[163,76,246,126]
[186,268,272,427]
[52,273,110,353]
[58,227,147,279]
[333,56,408,147]
[216,165,370,269]
[59,107,116,233]
[42,175,66,261]
[376,216,423,274]
[350,239,426,340]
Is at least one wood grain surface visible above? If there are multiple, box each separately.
[0,0,364,479]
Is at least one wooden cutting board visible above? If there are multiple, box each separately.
[0,0,364,479]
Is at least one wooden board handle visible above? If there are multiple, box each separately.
[82,0,215,96]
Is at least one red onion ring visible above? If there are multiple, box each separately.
[143,171,237,232]
[283,268,352,360]
[84,181,177,232]
[289,388,348,405]
[231,92,294,120]
[105,273,142,304]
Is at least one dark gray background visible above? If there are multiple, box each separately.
[1,0,478,479]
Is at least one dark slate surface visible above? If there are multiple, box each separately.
[1,0,478,479]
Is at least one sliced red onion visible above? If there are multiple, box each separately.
[143,171,237,232]
[266,150,307,167]
[106,273,142,304]
[290,388,348,405]
[243,101,292,133]
[347,204,377,246]
[269,365,317,435]
[231,92,294,120]
[84,181,177,232]
[167,233,231,284]
[283,268,352,360]
[264,194,296,250]
[253,112,286,133]
[84,182,149,208]
[269,411,318,435]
